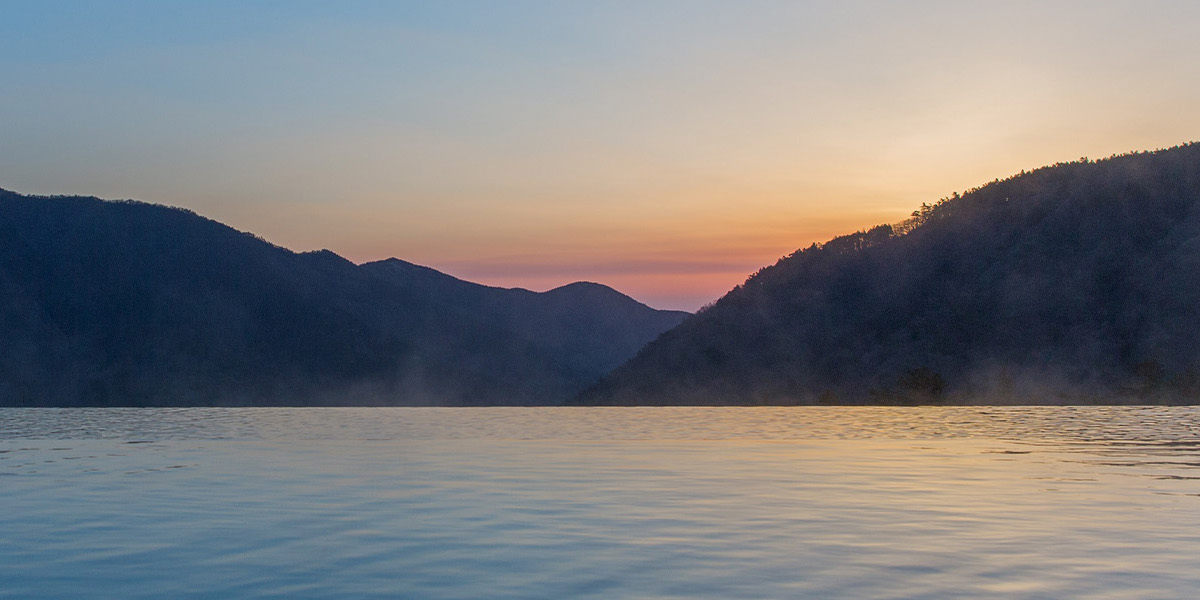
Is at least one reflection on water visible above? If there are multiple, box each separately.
[5,405,1200,442]
[2,407,1200,599]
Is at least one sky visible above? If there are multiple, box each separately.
[3,1,1200,310]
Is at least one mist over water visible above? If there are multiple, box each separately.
[4,407,1200,599]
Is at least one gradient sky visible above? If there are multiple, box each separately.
[3,1,1200,310]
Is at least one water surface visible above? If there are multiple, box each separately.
[3,407,1200,599]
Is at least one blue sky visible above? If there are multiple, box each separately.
[4,1,1200,309]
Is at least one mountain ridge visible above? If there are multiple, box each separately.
[0,189,687,406]
[579,143,1200,405]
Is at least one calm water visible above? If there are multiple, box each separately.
[3,407,1200,599]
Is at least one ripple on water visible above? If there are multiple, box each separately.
[1,407,1199,599]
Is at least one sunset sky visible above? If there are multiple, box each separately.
[3,1,1200,310]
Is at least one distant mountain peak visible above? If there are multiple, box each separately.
[300,248,355,267]
[545,280,621,297]
[364,257,497,286]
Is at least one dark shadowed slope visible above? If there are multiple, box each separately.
[580,143,1200,405]
[360,260,687,378]
[0,190,687,406]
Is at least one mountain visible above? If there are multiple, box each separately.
[580,143,1200,405]
[0,190,687,406]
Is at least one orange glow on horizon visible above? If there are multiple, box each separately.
[329,207,913,311]
[7,2,1199,314]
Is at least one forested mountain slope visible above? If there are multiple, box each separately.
[0,190,686,406]
[580,144,1200,405]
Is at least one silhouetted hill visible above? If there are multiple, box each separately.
[580,143,1200,405]
[359,260,687,386]
[0,189,686,406]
